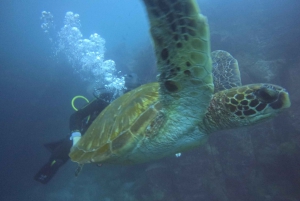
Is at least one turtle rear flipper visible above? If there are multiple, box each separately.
[211,50,241,92]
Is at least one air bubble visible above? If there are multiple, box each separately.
[40,11,125,98]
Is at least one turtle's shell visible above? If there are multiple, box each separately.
[69,83,161,164]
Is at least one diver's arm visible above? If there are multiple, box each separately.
[69,97,110,145]
[69,98,109,132]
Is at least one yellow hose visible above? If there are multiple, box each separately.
[71,95,89,111]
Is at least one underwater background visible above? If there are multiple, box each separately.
[0,0,300,200]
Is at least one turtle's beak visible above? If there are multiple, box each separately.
[270,90,291,110]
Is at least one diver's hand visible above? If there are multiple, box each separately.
[70,131,81,146]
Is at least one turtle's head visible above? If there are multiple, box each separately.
[222,83,291,126]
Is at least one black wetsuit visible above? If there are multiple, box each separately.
[61,92,113,156]
[35,92,113,184]
[35,73,140,184]
[69,95,112,134]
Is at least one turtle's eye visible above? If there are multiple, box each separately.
[255,87,278,103]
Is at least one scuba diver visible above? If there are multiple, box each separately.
[34,73,141,184]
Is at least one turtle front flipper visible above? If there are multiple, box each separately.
[143,0,214,134]
[211,50,242,92]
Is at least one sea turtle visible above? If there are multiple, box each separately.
[69,0,290,166]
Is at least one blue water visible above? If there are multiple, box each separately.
[1,0,300,200]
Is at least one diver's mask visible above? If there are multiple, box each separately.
[93,87,114,103]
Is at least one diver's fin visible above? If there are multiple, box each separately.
[34,159,64,184]
[43,139,65,153]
